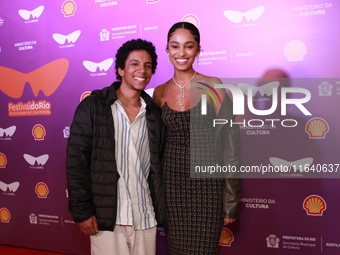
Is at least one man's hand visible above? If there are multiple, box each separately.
[79,215,99,235]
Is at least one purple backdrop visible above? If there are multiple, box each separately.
[1,0,340,254]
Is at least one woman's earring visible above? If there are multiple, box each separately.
[196,54,200,66]
[167,53,170,66]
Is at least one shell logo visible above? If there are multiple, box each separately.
[80,91,91,102]
[35,182,49,198]
[0,207,11,223]
[283,40,307,62]
[218,227,234,246]
[305,117,329,139]
[32,124,46,141]
[303,195,326,216]
[61,0,77,17]
[0,153,7,168]
[181,14,200,28]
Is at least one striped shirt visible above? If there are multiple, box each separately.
[111,98,157,230]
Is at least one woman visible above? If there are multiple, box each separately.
[153,22,242,255]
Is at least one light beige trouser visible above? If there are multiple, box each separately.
[90,225,156,255]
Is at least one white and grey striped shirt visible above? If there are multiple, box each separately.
[111,98,157,230]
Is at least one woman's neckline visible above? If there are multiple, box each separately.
[162,100,202,113]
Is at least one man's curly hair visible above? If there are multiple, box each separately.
[115,39,158,81]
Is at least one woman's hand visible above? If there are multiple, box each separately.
[223,217,236,226]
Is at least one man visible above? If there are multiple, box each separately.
[66,39,165,255]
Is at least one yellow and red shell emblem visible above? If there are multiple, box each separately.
[0,153,7,168]
[0,207,11,223]
[303,195,326,216]
[218,227,234,246]
[32,124,46,141]
[181,14,200,28]
[35,182,49,198]
[80,91,91,102]
[305,117,329,139]
[62,0,77,17]
[284,40,307,62]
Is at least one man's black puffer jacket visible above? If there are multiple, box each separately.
[66,81,166,231]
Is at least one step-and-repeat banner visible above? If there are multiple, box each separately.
[1,0,339,254]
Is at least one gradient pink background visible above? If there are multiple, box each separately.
[1,0,339,254]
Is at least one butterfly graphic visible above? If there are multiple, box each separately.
[18,6,44,20]
[0,126,16,137]
[146,0,159,4]
[0,181,20,192]
[223,6,265,24]
[52,30,81,45]
[23,154,49,166]
[237,81,280,97]
[269,157,313,172]
[83,58,114,73]
[0,58,69,99]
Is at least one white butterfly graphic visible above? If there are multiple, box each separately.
[52,30,81,45]
[0,126,16,137]
[269,157,313,172]
[18,6,44,20]
[237,81,280,97]
[23,154,49,166]
[146,0,159,4]
[0,181,20,192]
[83,58,114,73]
[223,6,265,24]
